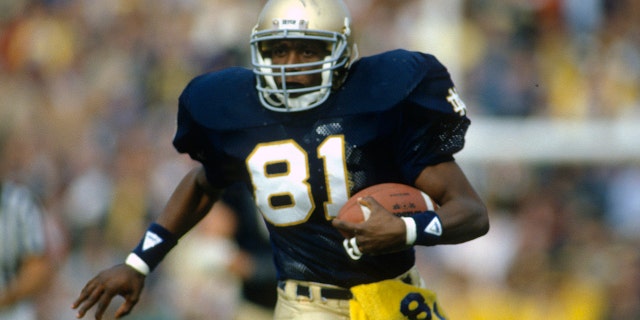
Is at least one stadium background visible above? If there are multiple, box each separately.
[1,0,638,319]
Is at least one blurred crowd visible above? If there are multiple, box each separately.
[0,0,638,319]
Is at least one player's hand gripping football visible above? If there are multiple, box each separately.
[72,264,145,319]
[332,196,408,257]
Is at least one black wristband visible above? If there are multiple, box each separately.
[410,211,443,246]
[129,223,178,273]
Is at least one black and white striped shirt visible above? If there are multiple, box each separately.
[0,180,46,292]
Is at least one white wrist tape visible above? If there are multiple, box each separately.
[401,217,417,245]
[125,253,150,276]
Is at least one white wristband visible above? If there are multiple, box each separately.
[401,217,417,245]
[125,253,150,276]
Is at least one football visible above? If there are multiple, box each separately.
[336,183,438,238]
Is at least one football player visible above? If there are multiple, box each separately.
[73,0,489,319]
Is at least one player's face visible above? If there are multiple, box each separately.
[266,39,330,94]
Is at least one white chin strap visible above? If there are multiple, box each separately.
[281,90,325,110]
[260,57,331,111]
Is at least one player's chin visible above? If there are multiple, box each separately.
[280,82,310,95]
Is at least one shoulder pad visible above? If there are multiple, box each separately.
[179,68,276,130]
[331,50,457,115]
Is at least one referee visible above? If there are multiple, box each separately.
[0,179,52,320]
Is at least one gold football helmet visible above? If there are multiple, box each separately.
[250,0,357,112]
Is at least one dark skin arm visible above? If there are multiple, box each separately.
[332,161,489,254]
[72,166,220,319]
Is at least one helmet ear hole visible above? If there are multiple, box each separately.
[250,0,355,112]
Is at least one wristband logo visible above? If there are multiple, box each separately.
[142,231,163,251]
[424,218,442,236]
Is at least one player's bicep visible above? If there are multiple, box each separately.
[414,161,489,243]
[413,161,481,206]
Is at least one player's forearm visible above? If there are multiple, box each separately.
[125,166,221,276]
[413,161,489,245]
[433,199,488,244]
[155,166,221,238]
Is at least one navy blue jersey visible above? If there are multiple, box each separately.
[173,49,470,287]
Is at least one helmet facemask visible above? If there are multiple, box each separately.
[251,13,355,112]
